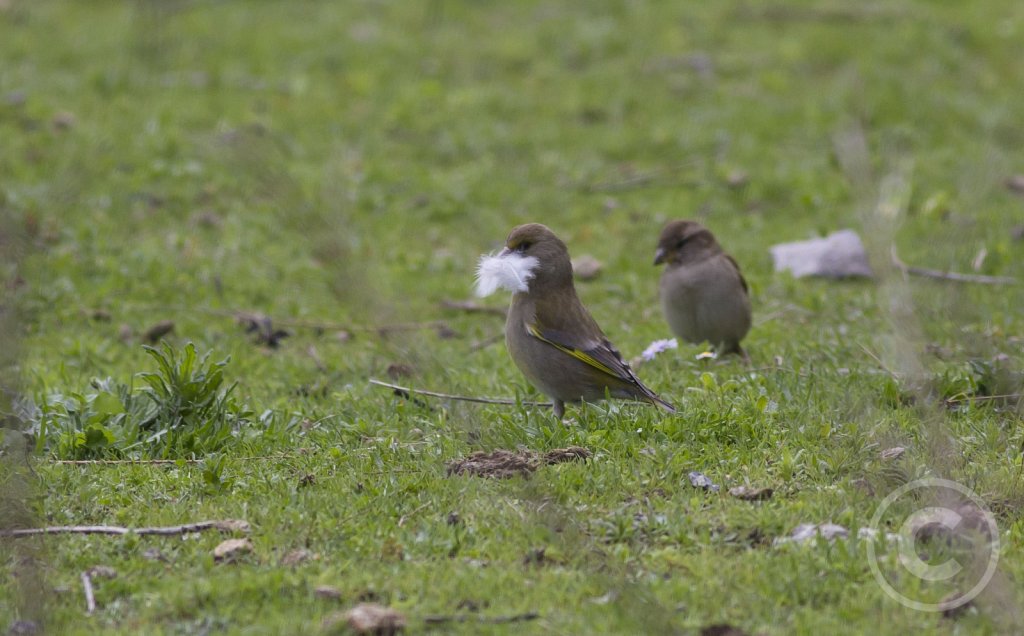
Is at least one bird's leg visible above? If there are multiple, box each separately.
[552,399,565,420]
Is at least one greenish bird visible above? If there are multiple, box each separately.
[476,223,675,419]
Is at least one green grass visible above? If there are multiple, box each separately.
[2,0,1024,633]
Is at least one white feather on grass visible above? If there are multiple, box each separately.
[640,338,678,361]
[475,252,539,297]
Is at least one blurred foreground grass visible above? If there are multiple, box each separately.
[2,1,1023,633]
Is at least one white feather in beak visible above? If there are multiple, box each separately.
[475,250,539,297]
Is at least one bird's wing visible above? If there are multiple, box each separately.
[725,254,749,294]
[525,323,657,398]
[527,323,675,412]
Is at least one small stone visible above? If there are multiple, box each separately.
[315,585,343,600]
[725,170,749,188]
[281,548,316,566]
[688,471,720,492]
[728,486,773,501]
[213,538,253,561]
[142,320,175,343]
[343,603,406,635]
[52,111,76,130]
[571,255,603,281]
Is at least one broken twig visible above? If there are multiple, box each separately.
[140,305,450,335]
[52,454,300,466]
[945,393,1022,404]
[81,571,96,614]
[1,519,250,538]
[423,612,541,625]
[368,379,551,408]
[891,247,1016,285]
[469,333,505,352]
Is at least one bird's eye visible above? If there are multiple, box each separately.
[675,238,687,249]
[517,241,532,252]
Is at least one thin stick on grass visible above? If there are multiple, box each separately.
[944,393,1022,404]
[81,571,96,614]
[138,305,452,335]
[469,333,504,352]
[369,379,552,408]
[52,454,302,466]
[891,247,1017,285]
[397,502,432,527]
[423,612,540,625]
[582,161,699,193]
[1,520,249,538]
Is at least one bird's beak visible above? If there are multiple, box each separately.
[498,247,512,258]
[653,248,665,265]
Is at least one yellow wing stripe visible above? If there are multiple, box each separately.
[526,324,619,378]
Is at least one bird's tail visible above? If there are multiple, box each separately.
[647,393,676,413]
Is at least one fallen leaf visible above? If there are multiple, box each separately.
[728,486,773,501]
[142,320,175,344]
[213,538,253,561]
[880,446,905,461]
[315,585,343,600]
[447,450,537,479]
[688,471,720,492]
[386,363,415,380]
[572,255,603,281]
[543,446,592,464]
[447,447,593,478]
[343,603,406,635]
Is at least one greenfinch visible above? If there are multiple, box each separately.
[654,220,752,357]
[476,223,675,419]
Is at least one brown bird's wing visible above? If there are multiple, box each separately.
[525,323,675,412]
[725,254,749,294]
